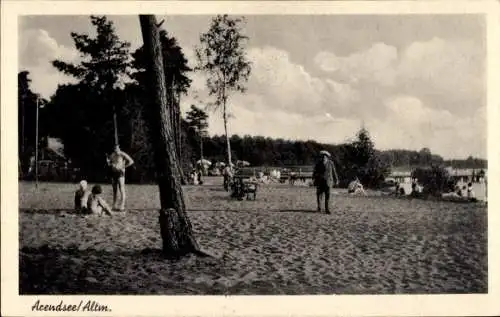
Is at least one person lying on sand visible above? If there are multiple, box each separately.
[74,180,90,212]
[347,177,367,196]
[84,185,113,216]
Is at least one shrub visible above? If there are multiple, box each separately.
[411,166,455,197]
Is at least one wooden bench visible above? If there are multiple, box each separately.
[232,168,259,200]
[280,167,314,184]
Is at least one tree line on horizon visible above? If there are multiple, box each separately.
[18,15,487,186]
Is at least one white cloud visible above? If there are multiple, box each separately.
[314,42,398,86]
[311,37,485,158]
[19,25,485,159]
[244,46,358,116]
[183,46,363,145]
[384,95,455,129]
[19,29,80,98]
[366,95,486,158]
[315,37,484,115]
[20,29,79,68]
[397,37,484,109]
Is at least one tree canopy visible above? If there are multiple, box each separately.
[195,14,252,166]
[20,15,487,184]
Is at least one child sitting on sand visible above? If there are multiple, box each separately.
[74,180,90,212]
[85,185,113,216]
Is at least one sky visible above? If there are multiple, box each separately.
[18,14,487,159]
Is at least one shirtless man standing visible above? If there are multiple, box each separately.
[107,145,134,211]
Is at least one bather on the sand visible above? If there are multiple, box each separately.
[347,177,366,196]
[441,183,477,202]
[74,180,90,212]
[410,180,425,198]
[83,185,113,216]
[106,145,134,211]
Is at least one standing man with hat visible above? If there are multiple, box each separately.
[313,150,339,214]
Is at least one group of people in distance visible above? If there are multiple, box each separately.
[220,149,355,213]
[441,181,479,202]
[74,145,134,215]
[72,145,484,215]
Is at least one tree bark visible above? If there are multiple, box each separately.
[177,92,186,185]
[169,74,185,184]
[113,105,119,146]
[139,15,200,257]
[170,73,177,152]
[200,136,204,161]
[223,99,232,167]
[176,91,182,163]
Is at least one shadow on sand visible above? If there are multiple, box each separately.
[19,245,226,295]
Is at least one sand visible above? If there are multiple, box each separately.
[19,179,487,294]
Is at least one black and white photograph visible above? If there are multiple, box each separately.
[2,1,500,316]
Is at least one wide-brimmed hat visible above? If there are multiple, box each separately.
[319,150,331,157]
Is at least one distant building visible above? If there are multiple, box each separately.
[24,137,78,182]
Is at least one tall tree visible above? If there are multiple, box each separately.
[139,15,202,257]
[52,15,131,147]
[195,14,252,167]
[132,29,192,183]
[350,127,389,187]
[185,105,209,161]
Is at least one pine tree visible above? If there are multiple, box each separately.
[139,15,203,257]
[52,15,131,147]
[350,127,389,188]
[132,29,192,183]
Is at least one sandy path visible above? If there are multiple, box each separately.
[19,180,487,294]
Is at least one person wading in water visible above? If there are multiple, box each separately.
[313,150,339,214]
[106,145,134,211]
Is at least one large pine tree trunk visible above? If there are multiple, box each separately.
[139,15,200,257]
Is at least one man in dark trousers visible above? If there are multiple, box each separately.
[313,150,339,214]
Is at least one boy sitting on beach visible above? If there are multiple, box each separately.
[74,180,90,212]
[85,185,113,216]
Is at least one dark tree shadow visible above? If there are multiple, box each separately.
[19,245,223,295]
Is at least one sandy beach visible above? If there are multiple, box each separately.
[19,178,487,294]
